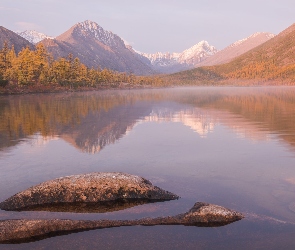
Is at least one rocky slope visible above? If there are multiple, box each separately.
[0,26,35,53]
[40,20,154,75]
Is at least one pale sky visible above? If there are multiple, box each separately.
[1,0,294,53]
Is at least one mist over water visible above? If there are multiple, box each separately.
[0,87,295,249]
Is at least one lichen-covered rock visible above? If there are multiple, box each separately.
[180,202,244,226]
[137,202,244,227]
[0,172,178,211]
[0,202,244,243]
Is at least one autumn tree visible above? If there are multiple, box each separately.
[0,43,169,87]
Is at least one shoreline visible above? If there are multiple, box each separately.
[1,81,295,96]
[0,83,159,96]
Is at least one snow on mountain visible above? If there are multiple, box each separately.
[142,52,179,66]
[230,32,275,48]
[74,20,123,48]
[198,32,275,67]
[178,40,217,64]
[41,20,154,75]
[140,40,217,73]
[17,30,54,44]
[13,21,276,76]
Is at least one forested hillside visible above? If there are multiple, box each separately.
[167,23,295,85]
[0,43,165,89]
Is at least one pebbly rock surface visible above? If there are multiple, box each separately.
[0,172,178,212]
[0,202,244,244]
[0,219,123,244]
[137,202,244,227]
[179,202,244,226]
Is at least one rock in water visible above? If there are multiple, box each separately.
[0,202,244,243]
[137,202,244,227]
[180,202,244,226]
[0,219,110,244]
[0,172,178,211]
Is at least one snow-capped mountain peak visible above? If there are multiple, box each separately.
[179,40,217,62]
[74,20,123,48]
[141,40,217,70]
[17,30,54,44]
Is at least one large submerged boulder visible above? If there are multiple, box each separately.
[0,172,178,212]
[0,202,244,243]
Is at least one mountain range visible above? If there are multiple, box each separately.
[167,23,295,84]
[1,20,290,81]
[141,41,217,73]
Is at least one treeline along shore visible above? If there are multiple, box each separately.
[0,42,167,94]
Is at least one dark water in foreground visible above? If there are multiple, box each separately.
[0,87,295,249]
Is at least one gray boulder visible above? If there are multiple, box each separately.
[0,172,178,212]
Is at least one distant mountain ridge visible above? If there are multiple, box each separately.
[1,20,288,81]
[198,32,275,66]
[141,41,217,73]
[0,26,35,53]
[167,23,295,85]
[211,24,295,78]
[17,30,54,44]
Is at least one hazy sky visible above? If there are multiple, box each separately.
[1,0,294,53]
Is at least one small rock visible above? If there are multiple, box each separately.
[180,202,244,226]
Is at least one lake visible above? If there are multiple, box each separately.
[0,87,295,249]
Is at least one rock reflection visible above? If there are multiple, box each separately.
[14,199,156,213]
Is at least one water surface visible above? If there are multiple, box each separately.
[0,87,295,249]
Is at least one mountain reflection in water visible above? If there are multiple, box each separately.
[1,87,295,153]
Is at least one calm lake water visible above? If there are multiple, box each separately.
[0,87,295,249]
